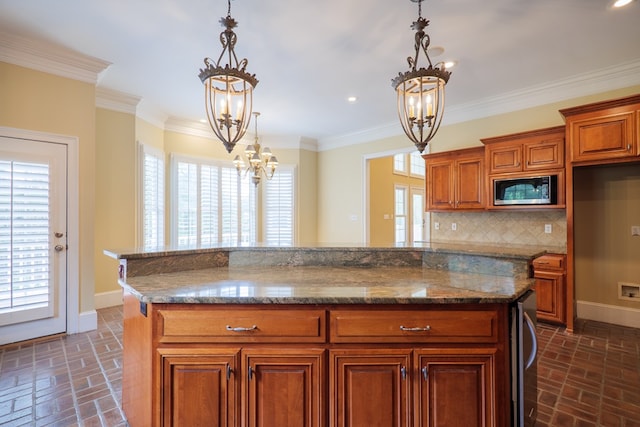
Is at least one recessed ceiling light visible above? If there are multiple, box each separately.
[199,118,207,123]
[444,60,457,69]
[347,96,358,103]
[612,0,634,7]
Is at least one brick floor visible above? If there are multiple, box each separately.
[1,306,639,426]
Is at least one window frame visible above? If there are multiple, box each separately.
[137,141,165,249]
[170,153,257,247]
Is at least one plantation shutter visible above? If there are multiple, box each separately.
[141,144,165,249]
[0,160,52,322]
[263,167,294,246]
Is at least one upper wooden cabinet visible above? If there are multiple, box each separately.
[560,94,640,165]
[482,126,565,175]
[424,146,485,212]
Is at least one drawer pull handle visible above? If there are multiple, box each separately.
[399,325,431,332]
[226,325,258,332]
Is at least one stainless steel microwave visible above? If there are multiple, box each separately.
[493,175,557,206]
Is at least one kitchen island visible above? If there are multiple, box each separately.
[106,244,542,427]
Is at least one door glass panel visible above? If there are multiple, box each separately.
[0,160,53,324]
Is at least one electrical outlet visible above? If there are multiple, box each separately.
[544,224,552,234]
[451,223,457,231]
[434,222,440,230]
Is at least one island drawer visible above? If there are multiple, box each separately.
[157,308,327,343]
[329,309,499,343]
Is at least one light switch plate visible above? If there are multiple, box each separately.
[632,225,640,236]
[544,224,552,234]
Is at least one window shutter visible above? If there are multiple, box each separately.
[264,167,294,246]
[141,145,165,249]
[0,160,51,315]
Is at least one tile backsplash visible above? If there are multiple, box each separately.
[430,210,566,249]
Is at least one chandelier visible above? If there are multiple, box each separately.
[233,112,278,186]
[392,0,451,153]
[198,0,258,153]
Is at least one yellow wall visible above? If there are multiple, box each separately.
[94,108,137,295]
[0,62,97,313]
[369,156,424,246]
[574,164,640,309]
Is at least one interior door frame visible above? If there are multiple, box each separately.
[363,146,428,245]
[0,126,81,335]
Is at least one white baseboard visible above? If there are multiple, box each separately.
[77,310,97,333]
[576,300,640,329]
[95,290,123,309]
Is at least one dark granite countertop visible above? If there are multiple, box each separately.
[107,243,550,305]
[119,265,533,305]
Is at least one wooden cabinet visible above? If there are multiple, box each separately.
[482,126,565,175]
[415,349,496,427]
[481,126,566,210]
[532,254,566,325]
[122,294,511,427]
[424,146,485,211]
[158,348,239,427]
[329,307,506,427]
[330,349,412,427]
[560,94,640,165]
[244,349,325,427]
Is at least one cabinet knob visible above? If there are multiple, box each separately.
[628,143,632,151]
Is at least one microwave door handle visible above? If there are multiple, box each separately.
[523,311,538,370]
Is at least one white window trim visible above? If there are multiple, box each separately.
[393,153,408,176]
[409,151,426,179]
[137,141,165,248]
[394,184,409,244]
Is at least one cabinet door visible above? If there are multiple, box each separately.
[244,348,325,427]
[487,145,522,174]
[569,110,637,163]
[523,136,564,171]
[159,349,239,427]
[455,156,484,209]
[426,160,454,211]
[330,349,412,427]
[415,349,496,427]
[533,270,565,324]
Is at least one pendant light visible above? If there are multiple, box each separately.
[392,0,451,153]
[198,0,258,153]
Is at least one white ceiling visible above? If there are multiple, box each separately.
[1,0,640,149]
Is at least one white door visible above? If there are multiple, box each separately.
[0,136,68,345]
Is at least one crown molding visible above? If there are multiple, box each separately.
[444,58,640,126]
[316,58,640,151]
[0,31,110,84]
[95,87,140,115]
[165,117,216,139]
